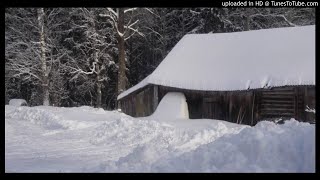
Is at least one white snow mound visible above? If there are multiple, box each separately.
[9,99,28,106]
[151,92,189,119]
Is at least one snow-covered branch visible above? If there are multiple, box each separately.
[250,13,298,27]
[125,19,139,29]
[144,26,163,38]
[98,77,109,82]
[124,19,140,38]
[107,8,118,18]
[70,62,97,75]
[126,26,144,38]
[99,13,120,37]
[144,8,160,18]
[305,105,315,114]
[124,8,137,14]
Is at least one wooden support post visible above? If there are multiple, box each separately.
[294,87,298,119]
[251,92,255,126]
[304,87,308,121]
[153,85,159,112]
[255,91,260,123]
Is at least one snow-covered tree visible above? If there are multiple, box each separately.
[37,8,50,105]
[218,8,315,31]
[5,7,315,109]
[64,8,117,108]
[99,8,145,104]
[6,8,68,106]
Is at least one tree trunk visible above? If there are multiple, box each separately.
[117,8,126,109]
[96,81,102,108]
[95,51,102,108]
[37,8,49,106]
[245,15,250,31]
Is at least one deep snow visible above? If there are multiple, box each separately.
[118,25,315,100]
[5,105,315,172]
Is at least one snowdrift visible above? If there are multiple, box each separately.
[9,99,28,106]
[148,120,315,172]
[5,105,315,172]
[151,92,189,119]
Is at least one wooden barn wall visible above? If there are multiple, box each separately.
[303,86,315,122]
[158,85,315,125]
[158,86,256,125]
[119,85,157,117]
[119,85,315,125]
[255,86,315,122]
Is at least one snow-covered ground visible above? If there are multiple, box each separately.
[5,105,315,172]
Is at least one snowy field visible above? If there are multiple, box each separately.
[5,105,315,172]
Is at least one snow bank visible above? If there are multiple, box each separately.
[99,119,315,172]
[5,106,106,130]
[9,99,28,106]
[151,92,189,119]
[5,106,66,130]
[5,105,315,172]
[89,118,244,172]
[118,25,315,100]
[149,119,315,172]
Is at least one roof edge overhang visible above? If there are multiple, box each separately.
[117,83,315,101]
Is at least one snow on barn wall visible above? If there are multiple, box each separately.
[118,26,315,125]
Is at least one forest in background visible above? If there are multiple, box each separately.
[5,8,315,109]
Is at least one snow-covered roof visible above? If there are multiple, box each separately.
[118,25,315,100]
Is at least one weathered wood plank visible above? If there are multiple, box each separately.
[260,112,294,116]
[261,104,294,107]
[261,96,295,100]
[203,97,220,102]
[261,92,295,95]
[261,100,304,103]
[260,88,294,92]
[260,108,294,112]
[261,96,294,99]
[261,100,294,104]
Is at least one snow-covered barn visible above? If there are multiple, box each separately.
[117,25,315,125]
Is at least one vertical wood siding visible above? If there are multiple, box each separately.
[119,85,315,125]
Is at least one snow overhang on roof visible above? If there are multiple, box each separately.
[118,25,315,100]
